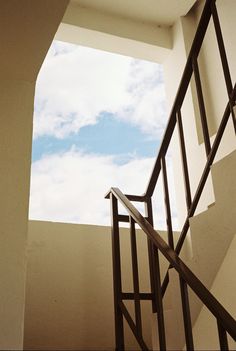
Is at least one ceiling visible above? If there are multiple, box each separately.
[71,0,196,27]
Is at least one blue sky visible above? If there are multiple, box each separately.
[32,112,160,163]
[29,40,178,228]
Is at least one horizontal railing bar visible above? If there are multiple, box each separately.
[118,214,149,223]
[119,300,149,351]
[110,187,236,340]
[145,0,214,198]
[121,292,153,301]
[105,190,145,202]
[118,214,130,222]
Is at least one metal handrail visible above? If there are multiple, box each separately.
[106,0,236,349]
[110,186,236,342]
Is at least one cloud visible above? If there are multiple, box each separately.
[30,41,176,230]
[29,149,178,229]
[33,41,167,139]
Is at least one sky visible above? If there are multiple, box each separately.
[29,40,178,229]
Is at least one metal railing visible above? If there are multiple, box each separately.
[109,187,236,350]
[106,0,236,349]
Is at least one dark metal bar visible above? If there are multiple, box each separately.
[192,55,211,156]
[105,190,145,202]
[161,155,174,249]
[177,109,192,210]
[119,301,149,351]
[153,246,166,350]
[211,0,236,133]
[121,292,153,301]
[145,198,166,349]
[118,214,130,223]
[217,319,229,351]
[110,193,124,350]
[144,198,156,313]
[179,276,194,350]
[118,214,149,223]
[110,187,236,340]
[130,217,142,336]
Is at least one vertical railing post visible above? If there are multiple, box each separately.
[217,320,229,351]
[145,198,156,314]
[110,193,124,350]
[176,109,192,211]
[161,155,174,249]
[192,55,211,156]
[130,217,142,337]
[179,276,194,350]
[211,0,236,133]
[145,198,166,350]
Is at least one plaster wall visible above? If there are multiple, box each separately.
[24,221,172,350]
[0,1,69,348]
[163,0,236,229]
[192,234,236,350]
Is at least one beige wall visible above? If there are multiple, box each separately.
[0,1,69,349]
[192,234,236,350]
[163,0,236,228]
[24,221,173,350]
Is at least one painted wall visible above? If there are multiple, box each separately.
[24,221,147,349]
[192,234,236,350]
[0,1,69,348]
[163,0,236,229]
[24,221,174,350]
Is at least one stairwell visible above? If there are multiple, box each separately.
[23,1,236,349]
[152,150,236,350]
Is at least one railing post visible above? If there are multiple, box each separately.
[179,276,194,350]
[129,217,142,337]
[192,55,211,156]
[217,320,229,351]
[176,109,192,210]
[145,197,156,314]
[110,193,124,350]
[211,0,236,133]
[161,155,174,249]
[145,198,166,350]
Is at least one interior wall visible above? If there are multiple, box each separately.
[0,78,35,350]
[195,0,236,140]
[24,221,172,350]
[192,234,236,350]
[24,221,151,350]
[0,1,69,348]
[163,0,236,230]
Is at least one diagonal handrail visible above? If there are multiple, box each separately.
[144,0,214,198]
[106,0,236,348]
[110,186,236,342]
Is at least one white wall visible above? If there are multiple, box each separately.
[25,221,165,350]
[0,1,69,348]
[24,220,177,350]
[163,0,236,230]
[192,234,236,350]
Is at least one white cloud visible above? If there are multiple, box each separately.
[30,41,177,230]
[33,41,167,139]
[29,149,178,229]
